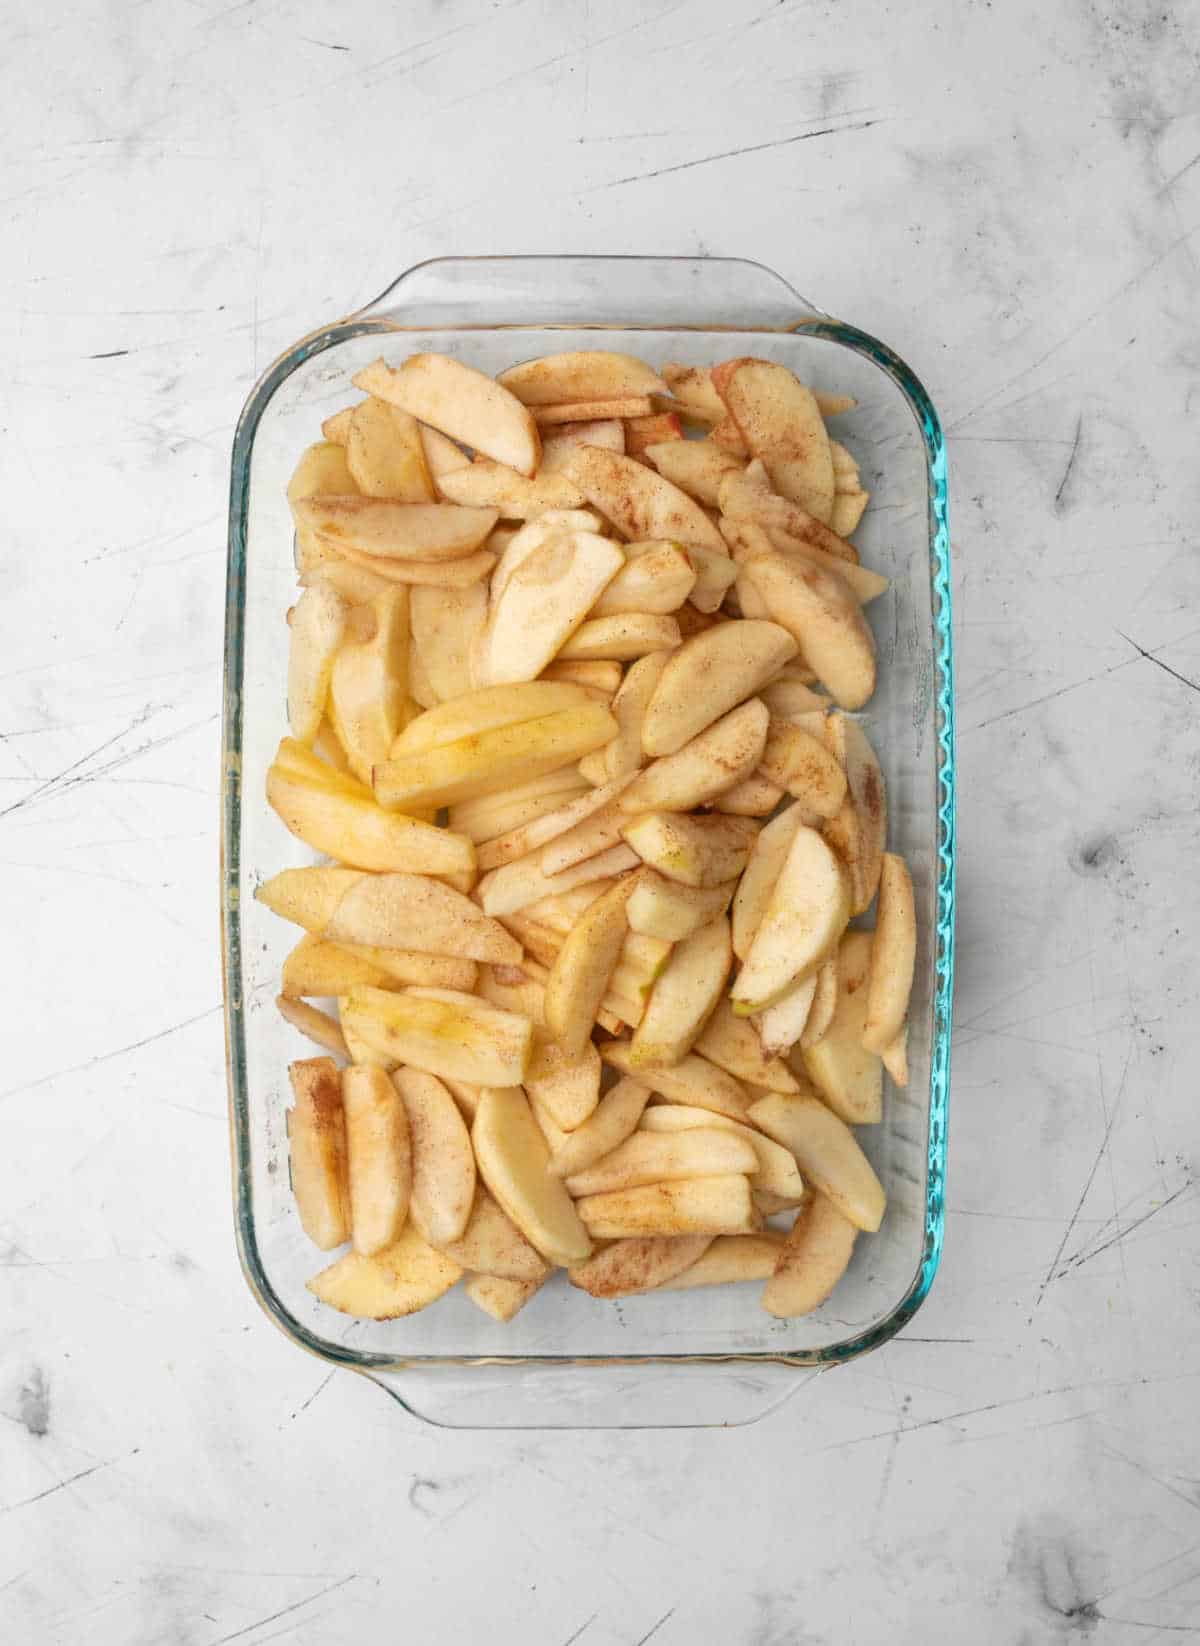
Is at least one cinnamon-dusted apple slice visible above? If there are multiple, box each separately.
[355,354,540,476]
[498,351,666,405]
[560,446,726,554]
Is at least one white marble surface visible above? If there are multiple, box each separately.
[4,0,1199,1640]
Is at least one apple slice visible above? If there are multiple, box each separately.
[341,1065,411,1257]
[561,446,727,553]
[863,853,916,1055]
[686,544,740,614]
[624,412,683,459]
[450,764,592,843]
[694,996,799,1092]
[753,973,817,1057]
[395,681,597,754]
[354,354,541,476]
[602,1043,753,1122]
[637,1106,805,1202]
[288,440,357,502]
[765,527,887,605]
[761,1193,858,1318]
[266,767,475,876]
[626,869,736,943]
[476,842,637,919]
[730,825,851,1014]
[645,438,744,507]
[293,496,498,561]
[800,953,839,1047]
[341,986,533,1087]
[629,916,731,1069]
[661,1233,786,1291]
[337,945,477,992]
[760,679,830,720]
[525,1036,602,1132]
[542,660,622,695]
[435,1188,549,1281]
[557,613,681,661]
[287,584,348,745]
[346,398,434,501]
[394,1069,476,1246]
[474,533,625,686]
[565,1126,756,1197]
[281,935,393,999]
[590,542,695,617]
[312,542,497,591]
[641,619,797,756]
[465,1272,546,1321]
[731,803,804,960]
[621,811,759,888]
[420,424,471,478]
[540,419,626,472]
[321,405,356,445]
[545,1076,651,1180]
[797,929,882,1125]
[286,1058,350,1249]
[498,350,666,405]
[713,359,835,522]
[597,649,670,782]
[476,776,632,871]
[534,396,656,426]
[823,712,887,913]
[618,698,768,814]
[277,996,350,1060]
[576,1175,758,1239]
[660,363,728,421]
[436,458,586,517]
[719,463,859,565]
[374,703,617,812]
[537,781,637,874]
[544,876,634,1054]
[324,872,519,963]
[256,865,364,931]
[758,720,847,816]
[409,581,487,705]
[328,588,411,783]
[568,1234,713,1299]
[881,1025,909,1088]
[472,1086,593,1265]
[747,1092,885,1233]
[713,772,784,817]
[307,1225,462,1319]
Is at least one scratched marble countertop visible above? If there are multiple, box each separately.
[4,1,1199,1641]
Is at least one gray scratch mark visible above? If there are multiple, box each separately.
[966,659,1133,731]
[1157,150,1200,194]
[1101,1444,1200,1516]
[560,1614,600,1646]
[290,1371,335,1420]
[590,119,882,191]
[298,36,349,51]
[1053,412,1083,513]
[202,1576,356,1645]
[1,1454,128,1516]
[1116,630,1200,694]
[0,1004,221,1104]
[88,348,130,359]
[1061,1180,1195,1277]
[0,711,217,820]
[634,1608,676,1646]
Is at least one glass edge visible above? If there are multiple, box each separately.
[221,306,954,1379]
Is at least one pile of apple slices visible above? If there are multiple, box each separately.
[263,348,916,1325]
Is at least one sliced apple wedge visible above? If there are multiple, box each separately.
[557,613,682,661]
[662,1233,786,1291]
[694,996,800,1092]
[477,842,636,919]
[590,542,695,617]
[498,350,667,405]
[323,872,519,963]
[472,1086,593,1266]
[266,766,475,876]
[598,649,670,781]
[476,775,632,871]
[534,396,655,426]
[545,1076,651,1180]
[542,660,622,695]
[525,1036,602,1131]
[539,419,626,472]
[626,869,736,942]
[374,703,617,812]
[881,1024,909,1088]
[621,811,759,888]
[624,412,683,459]
[465,1272,546,1321]
[618,698,768,814]
[861,856,915,1055]
[288,439,358,502]
[286,1058,350,1249]
[568,1234,713,1299]
[576,1174,758,1239]
[354,354,541,476]
[760,678,830,720]
[686,544,740,614]
[420,424,471,478]
[765,528,888,605]
[346,398,434,501]
[629,915,731,1069]
[311,540,497,590]
[823,712,887,913]
[337,945,477,992]
[713,359,835,522]
[641,619,797,756]
[761,1192,858,1318]
[800,953,839,1048]
[561,446,727,553]
[719,463,859,565]
[328,588,410,783]
[601,1043,752,1122]
[341,986,533,1087]
[277,996,350,1060]
[281,935,393,999]
[436,458,585,517]
[293,496,498,561]
[645,438,744,507]
[320,404,356,444]
[435,1188,549,1281]
[747,1092,885,1233]
[565,1126,756,1196]
[395,681,597,754]
[637,1106,805,1202]
[713,772,784,817]
[799,930,882,1125]
[307,1226,462,1319]
[450,764,592,844]
[409,581,487,705]
[730,825,851,1014]
[256,865,364,931]
[341,1065,411,1257]
[753,973,817,1057]
[473,533,624,686]
[287,584,348,745]
[394,1068,476,1246]
[660,363,728,421]
[544,876,634,1054]
[758,720,847,817]
[537,782,637,874]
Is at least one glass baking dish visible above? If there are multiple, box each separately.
[221,256,955,1429]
